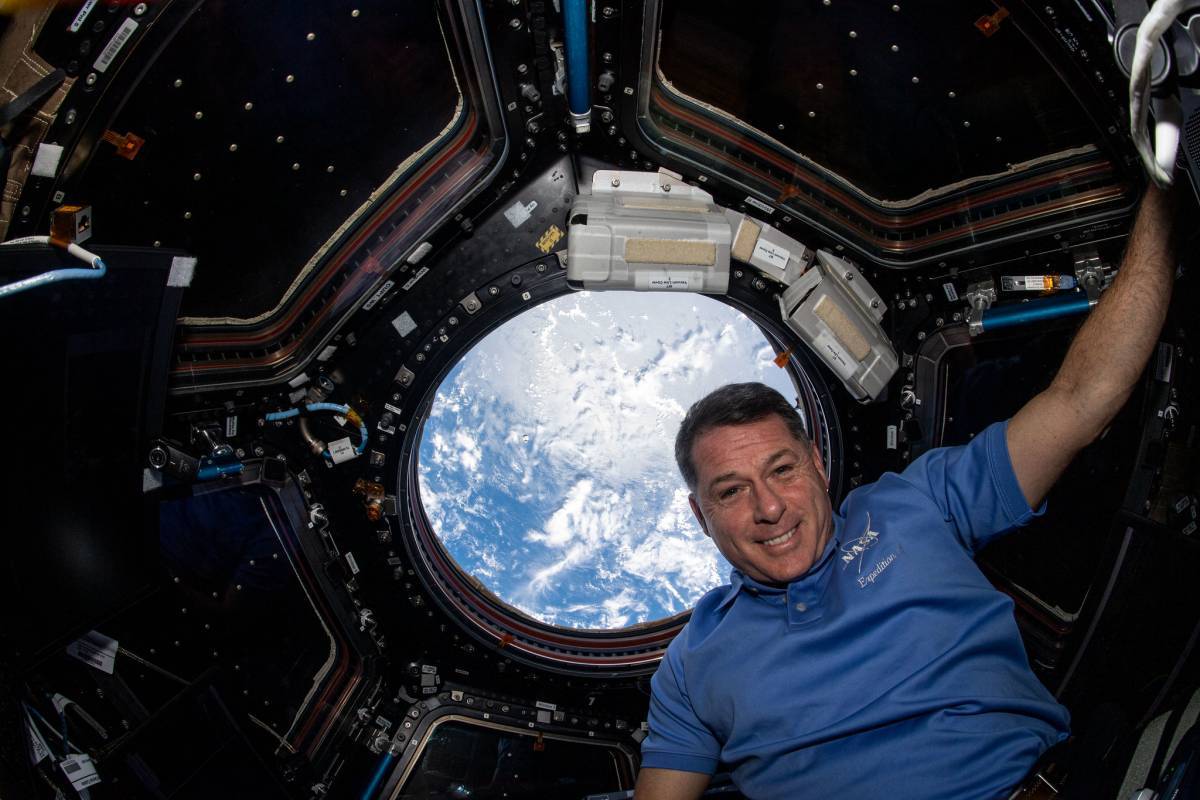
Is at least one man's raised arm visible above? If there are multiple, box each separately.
[1007,184,1177,508]
[634,767,710,800]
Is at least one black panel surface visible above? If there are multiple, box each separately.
[0,247,182,667]
[658,0,1097,201]
[58,0,461,319]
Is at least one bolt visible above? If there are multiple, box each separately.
[526,120,540,133]
[602,6,616,17]
[65,109,77,125]
[134,2,147,14]
[509,18,522,29]
[85,72,97,86]
[489,286,500,296]
[517,63,528,74]
[611,177,621,187]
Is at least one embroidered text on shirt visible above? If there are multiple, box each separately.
[840,512,880,573]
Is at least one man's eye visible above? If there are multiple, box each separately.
[719,487,740,500]
[775,464,794,476]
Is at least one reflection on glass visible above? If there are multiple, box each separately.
[419,291,798,629]
[396,720,626,800]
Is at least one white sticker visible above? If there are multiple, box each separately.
[647,274,690,290]
[51,693,72,715]
[942,282,959,302]
[745,196,775,214]
[328,437,357,464]
[167,256,197,288]
[401,266,429,291]
[391,311,417,337]
[30,144,64,178]
[69,0,99,32]
[142,467,163,493]
[384,403,403,416]
[93,18,138,74]
[752,239,791,271]
[407,242,433,264]
[65,630,118,675]
[361,280,395,311]
[60,754,101,790]
[333,415,347,427]
[504,200,538,228]
[813,329,857,380]
[287,372,310,388]
[316,345,338,362]
[225,415,238,438]
[535,700,557,711]
[288,387,307,404]
[345,551,360,575]
[886,425,898,450]
[26,712,51,765]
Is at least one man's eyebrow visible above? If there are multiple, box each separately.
[705,449,799,493]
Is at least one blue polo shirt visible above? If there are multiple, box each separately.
[642,421,1070,800]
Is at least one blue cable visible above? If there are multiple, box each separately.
[360,751,395,800]
[563,0,590,117]
[980,292,1092,333]
[0,257,106,300]
[267,403,369,456]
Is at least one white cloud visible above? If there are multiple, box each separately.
[418,291,795,628]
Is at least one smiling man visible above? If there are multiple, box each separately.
[634,186,1176,800]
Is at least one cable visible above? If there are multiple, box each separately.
[266,403,369,459]
[23,703,84,756]
[1128,0,1187,188]
[0,236,108,299]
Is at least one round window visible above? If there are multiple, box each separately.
[418,290,800,630]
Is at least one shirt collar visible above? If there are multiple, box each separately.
[715,528,841,611]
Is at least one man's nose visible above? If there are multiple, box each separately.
[752,482,785,524]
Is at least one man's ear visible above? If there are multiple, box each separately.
[810,442,829,488]
[688,494,710,538]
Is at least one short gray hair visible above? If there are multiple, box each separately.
[674,382,809,491]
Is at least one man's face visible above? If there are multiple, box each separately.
[688,415,834,586]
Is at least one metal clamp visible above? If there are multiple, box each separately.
[964,280,996,337]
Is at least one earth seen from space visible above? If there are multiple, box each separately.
[418,290,800,629]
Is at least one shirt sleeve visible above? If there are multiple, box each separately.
[640,645,720,775]
[897,419,1045,555]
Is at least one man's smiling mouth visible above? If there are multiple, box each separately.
[761,525,797,547]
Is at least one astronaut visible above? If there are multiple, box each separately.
[635,186,1176,799]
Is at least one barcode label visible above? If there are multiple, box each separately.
[94,18,139,74]
[745,196,775,215]
[65,630,119,675]
[402,266,429,291]
[362,280,395,311]
[60,754,100,789]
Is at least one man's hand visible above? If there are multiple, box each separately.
[633,768,710,800]
[1008,184,1176,508]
